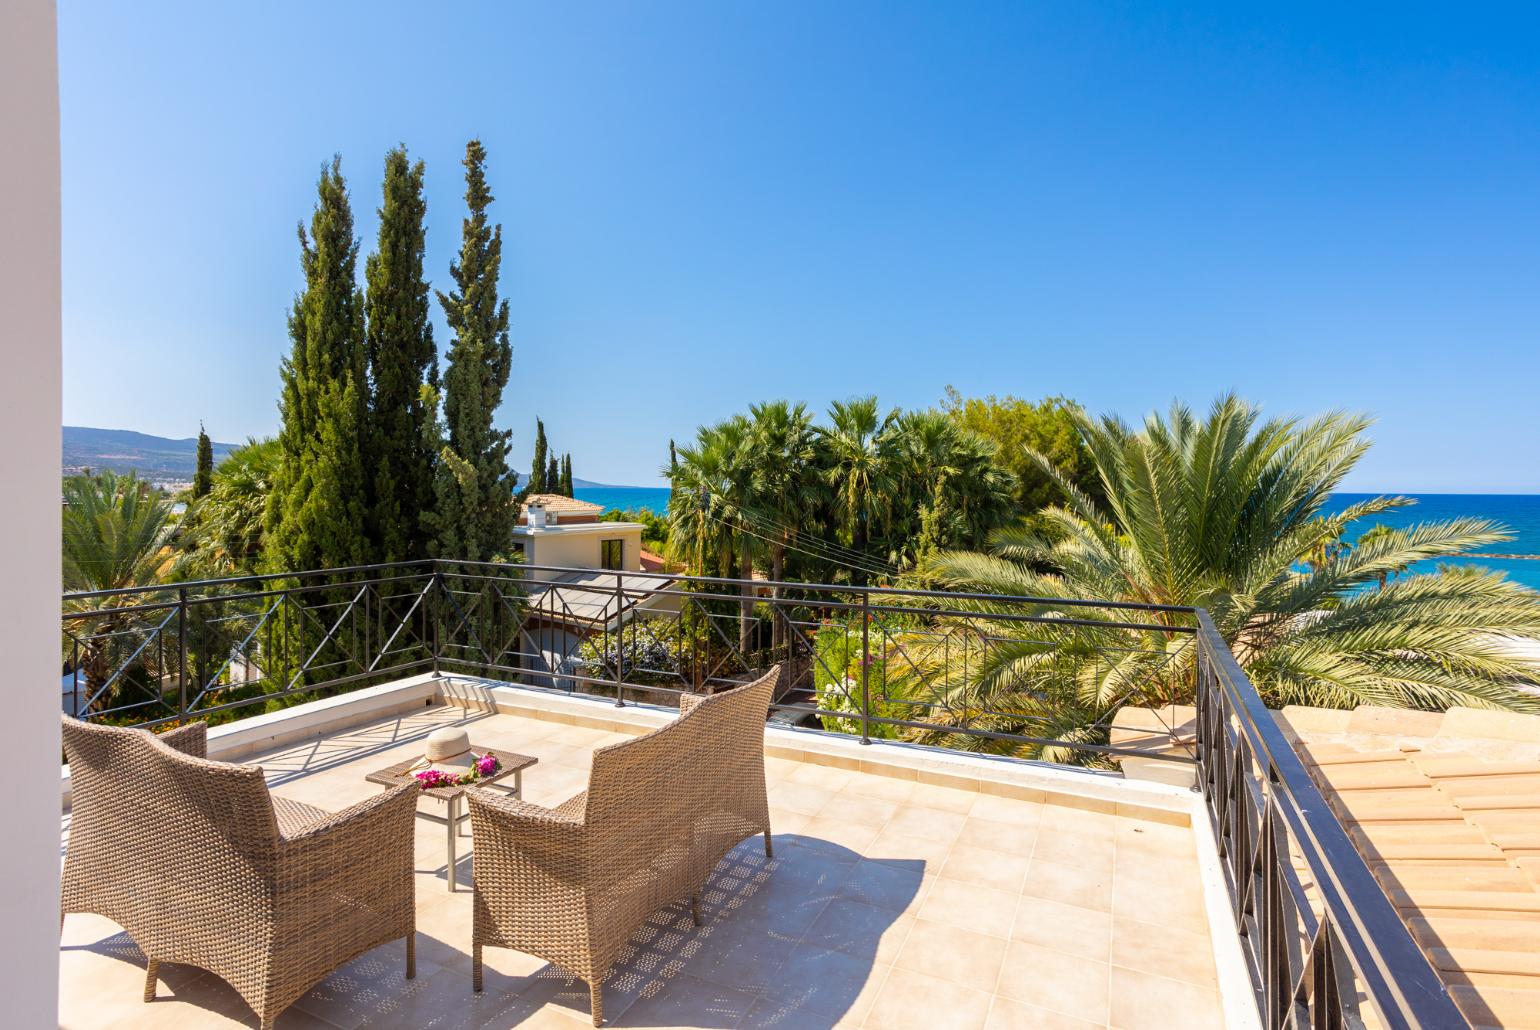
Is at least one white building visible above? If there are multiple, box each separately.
[511,495,678,687]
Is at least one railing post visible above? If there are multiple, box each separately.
[859,587,871,745]
[614,572,625,707]
[432,567,443,678]
[176,586,188,725]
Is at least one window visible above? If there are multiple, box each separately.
[600,539,623,570]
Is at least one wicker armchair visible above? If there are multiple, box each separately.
[467,665,779,1025]
[60,715,419,1030]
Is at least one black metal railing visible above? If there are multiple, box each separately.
[60,558,1469,1028]
[1195,611,1469,1029]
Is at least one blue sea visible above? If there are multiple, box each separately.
[578,488,1540,591]
[1325,494,1540,591]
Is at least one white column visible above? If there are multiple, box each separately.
[0,0,63,1025]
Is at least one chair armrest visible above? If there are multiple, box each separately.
[156,720,207,759]
[679,692,708,717]
[279,782,418,853]
[465,787,588,874]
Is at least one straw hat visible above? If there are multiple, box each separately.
[407,727,478,774]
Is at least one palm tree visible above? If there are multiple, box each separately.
[747,401,822,646]
[62,470,179,715]
[179,437,281,576]
[923,396,1540,759]
[819,396,899,583]
[892,411,1016,565]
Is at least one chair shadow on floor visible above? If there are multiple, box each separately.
[61,834,921,1029]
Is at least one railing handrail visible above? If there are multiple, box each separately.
[1194,610,1468,1028]
[64,558,1202,617]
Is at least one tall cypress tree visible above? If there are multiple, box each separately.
[428,140,516,562]
[192,424,214,499]
[529,418,548,494]
[546,454,560,495]
[560,453,573,496]
[365,146,436,562]
[267,157,369,572]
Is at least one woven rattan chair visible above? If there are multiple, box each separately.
[467,664,779,1025]
[60,715,419,1030]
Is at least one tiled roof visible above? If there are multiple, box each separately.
[1276,704,1540,1030]
[520,493,604,515]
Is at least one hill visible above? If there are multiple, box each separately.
[64,426,638,489]
[63,426,238,483]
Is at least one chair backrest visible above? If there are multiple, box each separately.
[62,716,281,886]
[581,667,778,885]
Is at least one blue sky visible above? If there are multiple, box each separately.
[61,2,1540,490]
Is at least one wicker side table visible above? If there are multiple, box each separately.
[366,747,538,891]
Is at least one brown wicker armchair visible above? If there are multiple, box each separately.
[60,715,419,1030]
[466,665,779,1025]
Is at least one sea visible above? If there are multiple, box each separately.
[576,488,1540,591]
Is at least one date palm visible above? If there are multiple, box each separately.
[62,471,179,715]
[923,396,1540,759]
[819,396,899,583]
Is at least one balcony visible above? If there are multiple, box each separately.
[59,562,1471,1029]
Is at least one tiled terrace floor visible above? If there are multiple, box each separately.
[60,705,1225,1029]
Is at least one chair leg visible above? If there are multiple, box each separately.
[690,892,702,926]
[589,980,604,1027]
[142,959,159,1002]
[472,942,483,993]
[763,827,774,858]
[406,931,416,980]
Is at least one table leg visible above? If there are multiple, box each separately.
[447,793,460,892]
[514,769,523,800]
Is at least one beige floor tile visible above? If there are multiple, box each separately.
[1110,866,1207,937]
[863,968,992,1030]
[817,792,902,827]
[1031,828,1116,874]
[1109,916,1215,988]
[795,816,884,860]
[955,816,1039,858]
[1107,967,1224,1030]
[837,858,932,913]
[884,805,968,842]
[842,774,917,804]
[1021,857,1114,913]
[788,762,858,790]
[771,781,838,816]
[907,783,981,814]
[917,878,1018,939]
[1114,818,1196,860]
[865,826,956,868]
[1040,804,1118,841]
[609,971,760,1028]
[939,843,1031,893]
[769,942,890,1021]
[1010,896,1112,962]
[804,899,917,964]
[984,996,1103,1030]
[966,794,1047,825]
[893,919,1008,994]
[996,941,1110,1025]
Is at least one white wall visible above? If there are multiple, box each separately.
[0,0,62,1023]
[524,525,642,571]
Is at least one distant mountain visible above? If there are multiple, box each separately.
[63,426,239,483]
[64,426,642,489]
[512,472,630,491]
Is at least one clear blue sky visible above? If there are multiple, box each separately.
[61,2,1540,490]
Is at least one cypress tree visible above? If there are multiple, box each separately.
[365,146,436,562]
[529,418,548,494]
[192,424,214,498]
[428,140,517,562]
[546,455,560,495]
[560,453,573,496]
[267,157,369,572]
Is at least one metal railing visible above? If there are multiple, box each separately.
[61,558,1469,1028]
[1195,611,1468,1029]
